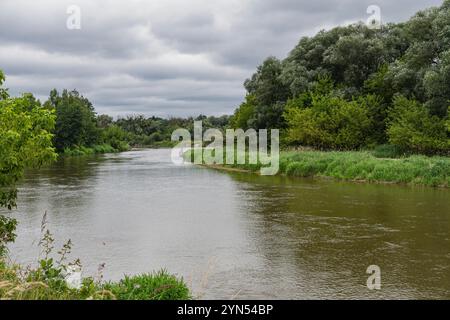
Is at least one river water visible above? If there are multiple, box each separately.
[2,149,449,299]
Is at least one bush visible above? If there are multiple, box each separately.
[100,125,130,152]
[387,96,449,155]
[284,93,371,149]
[104,271,190,300]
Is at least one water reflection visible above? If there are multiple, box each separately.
[2,149,449,299]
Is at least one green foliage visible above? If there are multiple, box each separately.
[0,71,57,255]
[115,114,231,147]
[0,262,190,300]
[104,271,190,300]
[358,94,388,145]
[62,144,118,157]
[424,49,450,117]
[372,144,407,159]
[244,57,290,129]
[284,84,371,150]
[387,96,449,155]
[46,89,99,151]
[0,216,17,257]
[208,150,449,187]
[245,57,290,108]
[230,95,256,129]
[236,2,450,155]
[100,125,130,152]
[0,70,9,100]
[42,90,135,155]
[97,114,113,128]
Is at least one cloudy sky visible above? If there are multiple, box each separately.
[0,0,443,117]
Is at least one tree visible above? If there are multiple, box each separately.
[0,71,57,255]
[49,89,99,150]
[97,114,113,128]
[284,89,371,150]
[235,1,450,150]
[424,49,450,117]
[230,95,256,130]
[101,125,130,151]
[244,57,290,107]
[323,30,386,91]
[244,57,290,129]
[387,96,449,154]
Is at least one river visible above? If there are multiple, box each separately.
[2,149,449,299]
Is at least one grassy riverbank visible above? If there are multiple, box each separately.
[0,261,190,300]
[187,149,450,187]
[61,143,130,157]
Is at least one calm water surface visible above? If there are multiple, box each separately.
[2,149,450,299]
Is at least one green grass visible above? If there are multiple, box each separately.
[0,261,190,300]
[185,149,450,187]
[278,151,449,187]
[62,144,127,157]
[104,270,190,300]
[371,144,408,159]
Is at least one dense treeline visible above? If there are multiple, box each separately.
[20,87,232,155]
[231,1,450,155]
[112,114,230,147]
[36,89,128,155]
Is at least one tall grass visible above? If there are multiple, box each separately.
[185,149,450,187]
[104,271,190,300]
[62,144,125,157]
[0,262,190,300]
[278,151,449,187]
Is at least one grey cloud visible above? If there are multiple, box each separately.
[0,0,443,117]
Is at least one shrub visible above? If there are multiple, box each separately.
[284,94,371,149]
[100,125,130,152]
[387,96,449,155]
[104,271,190,300]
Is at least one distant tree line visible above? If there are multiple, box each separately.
[41,89,231,153]
[230,1,450,155]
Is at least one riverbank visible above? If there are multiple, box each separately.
[188,150,450,188]
[61,143,130,157]
[0,260,190,300]
[61,141,179,157]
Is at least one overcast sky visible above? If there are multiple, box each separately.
[0,0,443,117]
